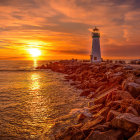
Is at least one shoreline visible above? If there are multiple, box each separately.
[37,60,140,140]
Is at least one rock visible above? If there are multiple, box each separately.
[81,116,104,132]
[94,91,109,105]
[86,129,123,140]
[106,100,122,110]
[126,106,139,116]
[106,90,133,104]
[80,89,90,96]
[55,126,85,140]
[106,110,120,122]
[91,122,111,132]
[88,101,94,107]
[89,104,103,114]
[126,82,140,98]
[95,85,106,93]
[111,113,140,132]
[129,131,140,140]
[133,70,140,77]
[109,75,123,84]
[77,113,87,123]
[93,107,110,120]
[135,78,140,84]
[124,65,133,70]
[136,60,140,65]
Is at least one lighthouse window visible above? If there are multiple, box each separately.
[94,57,97,60]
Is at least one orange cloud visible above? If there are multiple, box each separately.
[0,0,139,60]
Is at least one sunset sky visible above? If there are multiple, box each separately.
[0,0,140,60]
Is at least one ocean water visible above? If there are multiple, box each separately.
[0,60,89,140]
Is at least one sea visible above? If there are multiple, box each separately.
[0,60,89,140]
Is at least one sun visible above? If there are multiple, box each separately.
[28,48,41,57]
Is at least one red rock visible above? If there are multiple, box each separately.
[94,88,118,105]
[55,126,85,140]
[80,89,90,96]
[105,90,133,105]
[88,101,94,107]
[81,116,104,132]
[106,110,120,122]
[111,113,140,132]
[126,106,139,116]
[126,82,140,98]
[86,129,123,140]
[93,107,110,120]
[91,122,111,132]
[106,100,122,110]
[77,113,87,123]
[133,70,140,77]
[135,78,140,84]
[129,131,140,140]
[89,104,103,114]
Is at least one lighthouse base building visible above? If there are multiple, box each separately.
[90,27,101,63]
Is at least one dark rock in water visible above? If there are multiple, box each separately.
[36,64,48,69]
[85,129,123,140]
[111,113,140,132]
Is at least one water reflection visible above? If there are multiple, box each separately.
[31,73,40,90]
[33,59,37,68]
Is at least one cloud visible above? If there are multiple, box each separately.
[0,0,139,59]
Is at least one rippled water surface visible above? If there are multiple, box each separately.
[0,60,89,140]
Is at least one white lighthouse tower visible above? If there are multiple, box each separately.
[90,27,101,63]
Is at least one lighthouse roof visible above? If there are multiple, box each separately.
[93,27,99,31]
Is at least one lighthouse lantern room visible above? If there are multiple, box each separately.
[90,27,101,63]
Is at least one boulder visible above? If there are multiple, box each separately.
[133,70,140,77]
[55,126,85,140]
[89,104,103,114]
[126,82,140,98]
[111,113,140,132]
[106,110,120,122]
[129,131,140,140]
[124,65,133,70]
[106,100,122,110]
[106,90,133,104]
[91,122,111,132]
[126,106,139,116]
[88,101,94,107]
[135,78,140,84]
[85,129,123,140]
[93,107,110,120]
[77,113,87,123]
[81,116,104,132]
[80,89,90,96]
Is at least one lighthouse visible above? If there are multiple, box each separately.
[90,27,101,63]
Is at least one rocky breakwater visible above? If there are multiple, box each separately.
[36,60,140,140]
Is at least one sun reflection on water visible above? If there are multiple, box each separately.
[31,73,40,90]
[33,59,37,68]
